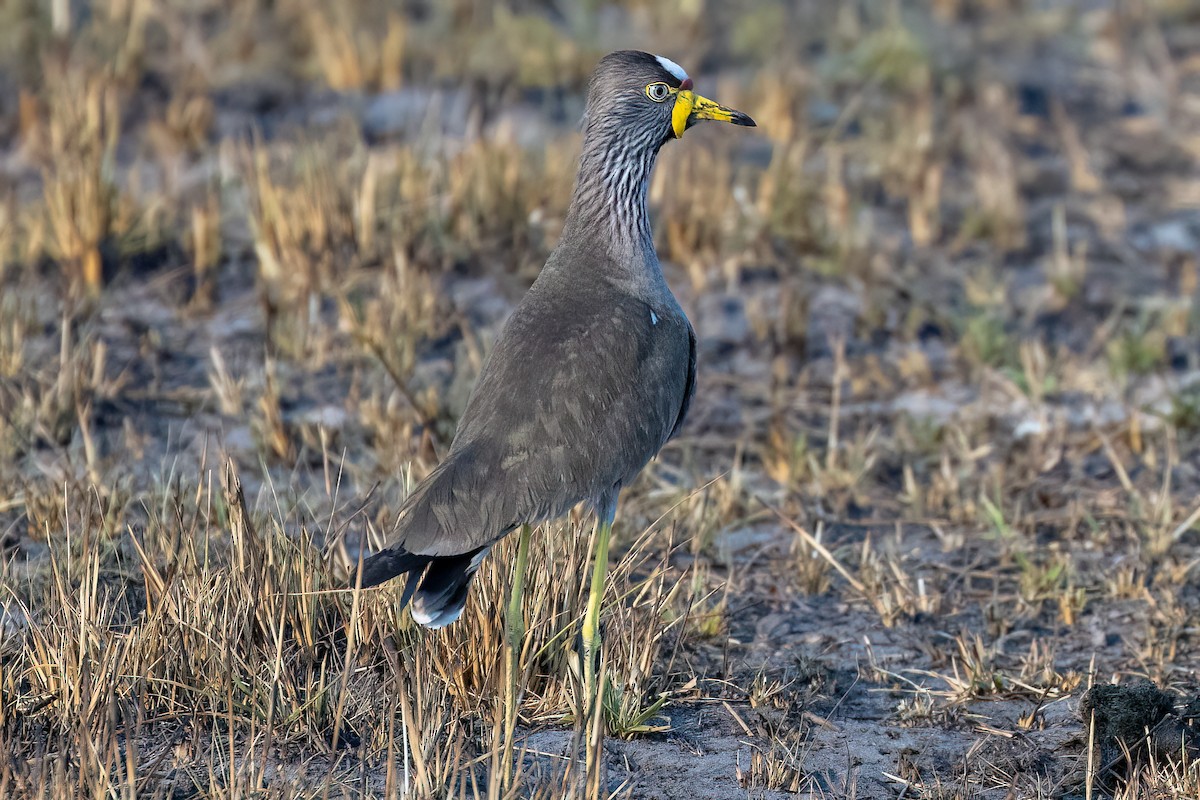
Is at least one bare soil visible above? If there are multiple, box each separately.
[3,3,1200,798]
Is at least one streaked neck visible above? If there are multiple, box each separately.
[562,121,664,263]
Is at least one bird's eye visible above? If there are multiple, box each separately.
[645,82,671,102]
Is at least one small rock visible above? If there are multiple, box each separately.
[806,285,861,361]
[296,405,349,430]
[697,292,750,347]
[1,606,29,638]
[1013,416,1047,440]
[892,389,961,427]
[362,88,472,143]
[450,276,515,329]
[712,525,779,564]
[1144,218,1198,253]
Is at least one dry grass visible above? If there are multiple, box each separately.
[1,0,1200,797]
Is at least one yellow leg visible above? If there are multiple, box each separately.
[581,514,612,722]
[502,524,532,790]
[581,510,614,799]
[507,525,532,653]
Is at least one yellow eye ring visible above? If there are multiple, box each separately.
[645,82,671,102]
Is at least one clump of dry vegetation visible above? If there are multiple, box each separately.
[1,1,1200,798]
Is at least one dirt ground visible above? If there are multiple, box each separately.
[2,2,1200,798]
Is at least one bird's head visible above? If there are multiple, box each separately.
[582,51,756,148]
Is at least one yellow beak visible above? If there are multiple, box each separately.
[671,88,756,139]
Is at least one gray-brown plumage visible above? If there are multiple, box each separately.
[356,51,754,627]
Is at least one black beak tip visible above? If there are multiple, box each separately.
[732,111,756,128]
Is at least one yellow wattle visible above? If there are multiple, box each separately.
[671,90,695,139]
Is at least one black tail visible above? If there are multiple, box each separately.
[356,545,431,589]
[409,548,488,628]
[354,544,489,630]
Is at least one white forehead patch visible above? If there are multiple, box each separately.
[654,55,688,83]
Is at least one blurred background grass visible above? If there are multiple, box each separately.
[2,1,1200,798]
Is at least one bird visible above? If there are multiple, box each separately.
[354,51,755,647]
